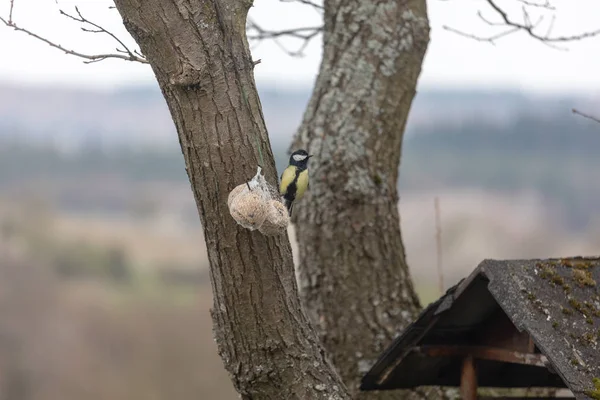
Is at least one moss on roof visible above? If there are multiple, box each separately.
[484,257,600,400]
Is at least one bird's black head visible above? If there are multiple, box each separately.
[289,149,312,168]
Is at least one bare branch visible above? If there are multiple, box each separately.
[434,197,444,295]
[59,6,146,63]
[244,0,322,57]
[445,0,600,46]
[247,18,322,57]
[485,0,600,41]
[8,0,13,24]
[572,108,600,124]
[0,2,148,64]
[247,22,322,40]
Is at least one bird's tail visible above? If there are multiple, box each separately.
[283,198,294,216]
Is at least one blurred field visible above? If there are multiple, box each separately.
[0,200,238,400]
[0,178,598,399]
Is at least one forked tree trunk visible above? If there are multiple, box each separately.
[292,0,436,398]
[112,1,350,398]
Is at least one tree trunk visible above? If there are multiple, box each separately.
[112,1,350,398]
[292,0,436,398]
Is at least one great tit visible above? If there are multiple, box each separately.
[279,149,312,216]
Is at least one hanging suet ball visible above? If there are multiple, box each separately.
[227,166,290,235]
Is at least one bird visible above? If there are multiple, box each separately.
[279,149,312,216]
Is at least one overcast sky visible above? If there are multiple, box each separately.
[1,0,599,94]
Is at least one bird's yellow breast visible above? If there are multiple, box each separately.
[279,166,309,200]
[295,169,309,200]
[280,166,297,195]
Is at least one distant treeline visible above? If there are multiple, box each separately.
[0,141,188,185]
[400,114,600,229]
[1,112,599,229]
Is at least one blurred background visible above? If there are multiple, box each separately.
[0,0,600,399]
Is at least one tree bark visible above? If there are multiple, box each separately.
[292,0,435,398]
[112,1,350,398]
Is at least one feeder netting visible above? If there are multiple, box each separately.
[227,167,289,235]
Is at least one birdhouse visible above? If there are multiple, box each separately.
[361,258,600,400]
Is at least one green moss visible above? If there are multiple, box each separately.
[552,275,566,286]
[583,332,596,344]
[538,264,555,280]
[570,298,586,314]
[571,358,580,366]
[562,306,574,315]
[527,293,536,301]
[573,269,597,287]
[561,258,597,270]
[584,377,600,400]
[372,174,382,186]
[567,298,599,323]
[584,302,600,317]
[561,258,573,267]
[552,321,559,329]
[536,262,572,292]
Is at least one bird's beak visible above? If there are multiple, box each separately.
[308,155,314,158]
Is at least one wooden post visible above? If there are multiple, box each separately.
[460,355,477,400]
[527,336,535,353]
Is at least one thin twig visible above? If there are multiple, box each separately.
[434,197,444,295]
[485,0,600,42]
[279,0,323,10]
[247,18,322,57]
[247,20,322,40]
[443,25,519,44]
[59,6,143,62]
[516,0,554,10]
[572,108,600,124]
[445,0,600,46]
[0,4,148,64]
[8,0,14,24]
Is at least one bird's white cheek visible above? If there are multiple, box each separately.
[293,154,308,162]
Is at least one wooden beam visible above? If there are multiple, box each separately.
[461,355,477,400]
[413,345,548,367]
[479,398,574,400]
[527,336,535,353]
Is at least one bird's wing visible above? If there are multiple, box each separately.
[280,166,297,195]
[295,169,309,200]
